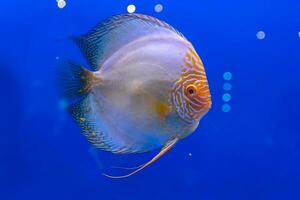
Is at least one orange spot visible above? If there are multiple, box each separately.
[154,100,172,119]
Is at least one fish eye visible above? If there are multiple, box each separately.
[186,84,197,97]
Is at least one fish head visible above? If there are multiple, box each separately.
[170,47,212,131]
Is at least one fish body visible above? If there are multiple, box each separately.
[59,13,211,177]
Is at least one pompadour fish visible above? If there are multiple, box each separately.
[58,13,212,178]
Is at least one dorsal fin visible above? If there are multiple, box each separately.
[73,13,186,71]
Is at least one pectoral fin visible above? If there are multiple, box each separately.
[102,137,179,179]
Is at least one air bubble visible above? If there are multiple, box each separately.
[154,4,163,13]
[222,83,232,91]
[127,4,136,13]
[222,93,231,102]
[57,0,66,9]
[222,104,231,112]
[223,72,232,80]
[256,31,265,40]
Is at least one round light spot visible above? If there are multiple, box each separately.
[223,72,232,80]
[222,93,231,102]
[256,31,265,40]
[56,56,60,60]
[57,0,66,9]
[222,83,232,91]
[298,32,300,38]
[188,152,192,157]
[58,99,68,110]
[127,4,136,13]
[222,104,231,112]
[154,4,163,13]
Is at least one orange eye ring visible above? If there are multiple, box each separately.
[186,84,197,97]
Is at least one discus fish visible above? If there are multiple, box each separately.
[58,13,212,178]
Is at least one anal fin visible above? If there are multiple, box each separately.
[68,95,149,154]
[102,137,179,179]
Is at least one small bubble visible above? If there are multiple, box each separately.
[57,0,66,9]
[127,4,136,13]
[154,4,163,13]
[222,93,231,102]
[188,153,192,157]
[222,83,232,91]
[256,31,265,40]
[222,104,231,112]
[223,72,232,80]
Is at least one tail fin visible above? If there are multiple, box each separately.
[57,61,96,100]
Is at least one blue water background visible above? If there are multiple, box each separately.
[0,0,299,199]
